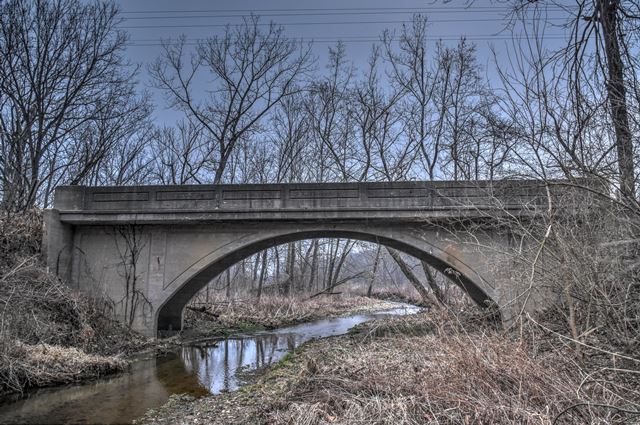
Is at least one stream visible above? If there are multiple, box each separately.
[0,303,420,425]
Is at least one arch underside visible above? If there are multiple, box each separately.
[156,229,498,335]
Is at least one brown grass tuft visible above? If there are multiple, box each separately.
[0,342,126,394]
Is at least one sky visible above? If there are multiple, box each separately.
[113,0,575,124]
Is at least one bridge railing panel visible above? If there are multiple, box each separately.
[52,180,591,214]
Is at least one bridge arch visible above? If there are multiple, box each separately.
[155,226,498,336]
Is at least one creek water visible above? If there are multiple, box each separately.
[0,303,420,425]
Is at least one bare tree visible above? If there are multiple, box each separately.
[271,94,311,183]
[351,45,409,181]
[0,0,149,211]
[113,224,152,328]
[384,15,452,181]
[438,39,497,181]
[150,16,313,184]
[508,0,639,201]
[151,120,209,185]
[366,245,382,297]
[305,42,356,182]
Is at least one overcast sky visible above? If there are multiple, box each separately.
[113,0,573,123]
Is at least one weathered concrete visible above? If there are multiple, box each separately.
[43,180,574,337]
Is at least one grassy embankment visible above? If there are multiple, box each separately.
[138,308,636,425]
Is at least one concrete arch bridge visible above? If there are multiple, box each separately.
[43,180,577,337]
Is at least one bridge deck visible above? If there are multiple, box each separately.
[53,180,555,224]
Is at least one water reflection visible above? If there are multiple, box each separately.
[0,304,419,424]
[0,354,208,425]
[183,333,298,393]
[181,305,420,394]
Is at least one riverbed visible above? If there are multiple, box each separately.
[0,303,420,425]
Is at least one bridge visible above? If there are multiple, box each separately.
[43,180,571,337]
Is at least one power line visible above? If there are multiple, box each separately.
[120,6,574,15]
[121,7,573,20]
[122,11,495,20]
[127,35,570,47]
[132,34,568,42]
[120,18,566,30]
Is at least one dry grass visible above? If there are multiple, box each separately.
[267,312,581,424]
[0,210,42,266]
[185,294,395,330]
[0,342,126,394]
[0,259,147,352]
[268,312,638,424]
[368,288,423,306]
[139,310,637,425]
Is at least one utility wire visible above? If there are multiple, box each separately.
[121,8,572,20]
[123,11,503,20]
[132,34,569,42]
[127,35,570,47]
[121,18,566,30]
[120,5,574,14]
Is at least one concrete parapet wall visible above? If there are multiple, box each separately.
[54,180,554,213]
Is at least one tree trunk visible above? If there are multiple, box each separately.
[299,241,315,293]
[283,242,295,296]
[251,253,260,289]
[324,239,339,290]
[308,240,319,291]
[225,268,232,298]
[367,245,382,297]
[386,247,433,305]
[274,246,281,284]
[331,240,354,288]
[421,261,446,305]
[257,250,267,301]
[598,0,636,200]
